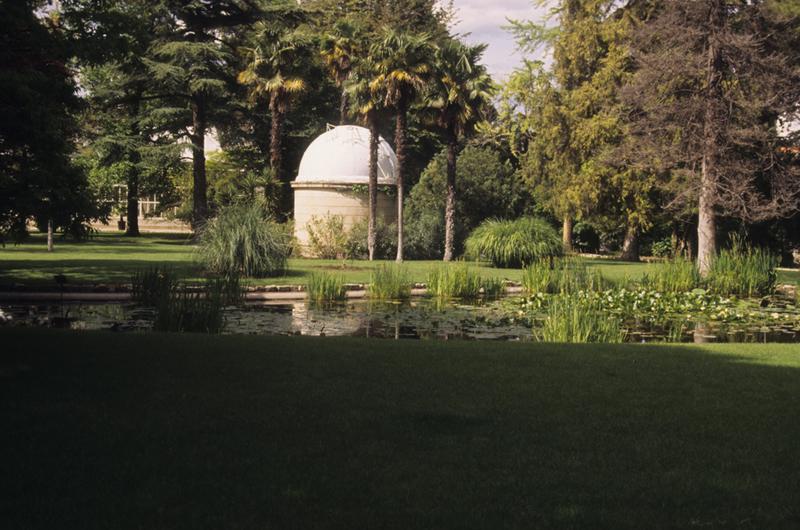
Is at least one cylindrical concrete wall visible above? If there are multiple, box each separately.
[292,183,396,256]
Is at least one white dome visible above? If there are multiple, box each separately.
[295,125,398,185]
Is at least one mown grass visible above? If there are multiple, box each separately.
[2,232,798,288]
[1,329,800,529]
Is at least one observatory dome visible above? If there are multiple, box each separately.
[295,125,397,185]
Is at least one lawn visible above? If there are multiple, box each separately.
[1,329,799,529]
[5,232,796,289]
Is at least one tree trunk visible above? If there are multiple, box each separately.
[269,90,287,219]
[698,0,724,276]
[190,96,208,229]
[126,168,140,237]
[443,126,457,262]
[394,104,407,262]
[339,88,349,125]
[620,223,640,261]
[562,217,573,252]
[368,115,379,261]
[47,219,53,252]
[126,97,141,237]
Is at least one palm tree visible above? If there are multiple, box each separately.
[238,20,311,215]
[320,20,360,125]
[370,30,434,262]
[427,40,494,261]
[345,56,387,261]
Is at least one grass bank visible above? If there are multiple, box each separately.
[6,232,794,290]
[2,329,800,529]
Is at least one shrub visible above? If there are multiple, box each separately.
[641,259,701,293]
[369,264,411,301]
[650,238,674,258]
[427,263,502,300]
[198,201,292,277]
[306,272,347,304]
[344,217,397,260]
[465,216,563,268]
[535,295,625,343]
[306,214,348,259]
[707,237,778,297]
[522,257,605,294]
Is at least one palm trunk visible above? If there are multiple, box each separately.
[394,104,408,262]
[368,114,379,261]
[190,96,208,229]
[269,90,287,219]
[443,126,457,262]
[339,89,349,125]
[698,0,723,276]
[562,217,573,252]
[620,223,640,262]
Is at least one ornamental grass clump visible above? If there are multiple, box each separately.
[465,216,563,268]
[198,201,292,278]
[707,237,778,297]
[535,295,625,343]
[306,272,347,304]
[369,264,411,301]
[427,263,503,300]
[522,257,605,294]
[641,258,701,293]
[153,288,224,334]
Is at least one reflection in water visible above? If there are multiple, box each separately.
[1,299,798,343]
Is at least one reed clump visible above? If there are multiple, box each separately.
[707,237,777,297]
[306,272,348,304]
[641,258,701,293]
[427,263,504,300]
[522,257,605,295]
[369,264,411,301]
[535,295,625,343]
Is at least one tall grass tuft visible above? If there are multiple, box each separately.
[131,266,178,306]
[427,263,503,300]
[641,258,701,293]
[535,295,625,343]
[306,272,347,304]
[198,200,292,277]
[707,237,778,297]
[369,264,411,301]
[465,216,563,268]
[522,257,606,294]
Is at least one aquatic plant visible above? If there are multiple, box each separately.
[464,216,563,268]
[707,237,777,297]
[427,264,487,300]
[535,295,625,343]
[306,272,348,304]
[197,200,292,277]
[522,257,605,295]
[641,258,701,293]
[153,289,224,334]
[131,266,178,306]
[369,264,411,301]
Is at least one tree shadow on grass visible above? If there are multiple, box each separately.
[1,332,799,530]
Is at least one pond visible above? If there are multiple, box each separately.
[2,295,799,343]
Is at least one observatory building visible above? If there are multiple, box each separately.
[292,125,398,255]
